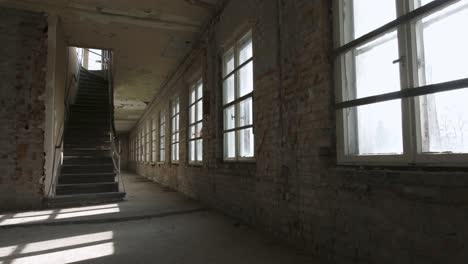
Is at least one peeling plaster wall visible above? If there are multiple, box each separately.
[129,0,468,262]
[0,8,48,211]
[43,15,69,199]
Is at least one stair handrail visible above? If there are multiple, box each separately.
[104,50,125,193]
[47,48,84,197]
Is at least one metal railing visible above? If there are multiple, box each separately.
[103,50,125,193]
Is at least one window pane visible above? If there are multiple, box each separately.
[238,61,253,98]
[189,125,196,139]
[239,97,253,127]
[197,122,203,138]
[239,128,254,158]
[350,100,404,155]
[189,105,195,124]
[189,141,195,162]
[196,139,203,161]
[344,31,400,100]
[416,2,468,85]
[224,106,235,130]
[190,88,196,104]
[196,100,203,122]
[223,76,235,105]
[223,49,235,76]
[224,132,236,158]
[238,35,253,65]
[346,0,397,41]
[197,83,203,100]
[420,89,468,153]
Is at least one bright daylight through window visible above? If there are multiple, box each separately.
[336,0,468,164]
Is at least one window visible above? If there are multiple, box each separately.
[152,114,157,163]
[171,98,180,162]
[189,79,203,163]
[222,30,254,161]
[140,129,144,162]
[159,111,166,162]
[335,0,468,165]
[145,121,151,162]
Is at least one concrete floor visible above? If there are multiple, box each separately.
[0,172,314,264]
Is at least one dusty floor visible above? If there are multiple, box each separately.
[0,172,314,264]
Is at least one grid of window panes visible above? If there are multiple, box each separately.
[189,79,203,163]
[171,98,180,162]
[159,112,166,162]
[222,31,254,160]
[145,121,151,162]
[152,114,157,162]
[140,129,144,162]
[336,0,468,160]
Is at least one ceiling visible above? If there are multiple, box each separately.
[0,0,221,131]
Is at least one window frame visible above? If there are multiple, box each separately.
[222,30,255,162]
[334,0,468,167]
[145,120,151,163]
[188,78,204,164]
[171,98,180,163]
[151,113,157,163]
[159,111,166,163]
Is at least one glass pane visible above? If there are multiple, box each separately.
[196,100,203,121]
[239,128,254,158]
[197,83,203,100]
[350,100,403,155]
[190,125,196,139]
[416,2,468,85]
[224,106,235,130]
[346,0,397,41]
[160,149,165,162]
[190,88,196,104]
[238,35,253,65]
[160,124,165,136]
[223,48,235,76]
[224,132,236,158]
[420,89,468,153]
[238,61,254,98]
[239,97,253,127]
[189,105,195,124]
[343,31,400,100]
[197,122,203,138]
[189,141,195,161]
[196,139,203,161]
[223,76,235,105]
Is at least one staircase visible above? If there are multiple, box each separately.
[48,67,125,207]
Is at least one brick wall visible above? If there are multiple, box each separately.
[0,8,48,211]
[128,0,468,263]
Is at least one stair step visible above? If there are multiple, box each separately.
[59,171,115,183]
[63,157,114,165]
[46,192,125,208]
[63,149,112,157]
[56,182,119,195]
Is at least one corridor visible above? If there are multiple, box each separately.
[0,173,314,264]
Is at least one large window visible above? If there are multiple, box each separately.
[171,98,180,162]
[140,129,144,162]
[335,0,468,165]
[145,121,151,162]
[189,79,203,163]
[159,111,166,162]
[222,30,254,161]
[152,114,157,163]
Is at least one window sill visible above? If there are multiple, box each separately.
[188,162,203,167]
[223,158,256,164]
